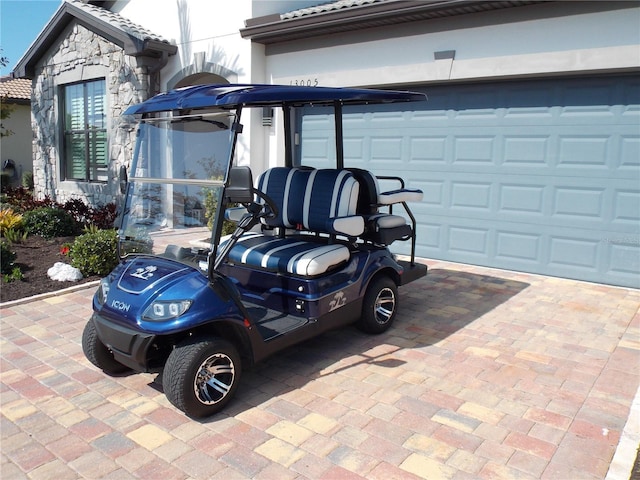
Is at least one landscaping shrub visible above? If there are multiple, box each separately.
[88,203,118,230]
[3,228,27,244]
[2,266,23,283]
[0,208,23,236]
[21,172,34,190]
[1,186,53,213]
[1,187,118,231]
[23,207,78,238]
[62,198,92,226]
[0,239,16,273]
[70,229,119,276]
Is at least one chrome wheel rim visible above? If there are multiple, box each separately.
[193,353,235,405]
[374,287,396,324]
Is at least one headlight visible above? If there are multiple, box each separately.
[96,278,110,305]
[142,300,192,321]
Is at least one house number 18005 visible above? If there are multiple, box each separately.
[290,78,319,87]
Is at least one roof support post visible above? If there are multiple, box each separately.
[283,104,293,167]
[334,101,344,169]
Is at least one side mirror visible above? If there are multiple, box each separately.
[118,165,128,194]
[225,166,254,204]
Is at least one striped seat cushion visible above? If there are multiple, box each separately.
[223,232,350,276]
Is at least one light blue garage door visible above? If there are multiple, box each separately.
[298,75,640,288]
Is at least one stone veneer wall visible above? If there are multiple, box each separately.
[31,22,151,206]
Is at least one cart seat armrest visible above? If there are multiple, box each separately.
[328,215,364,237]
[378,188,423,205]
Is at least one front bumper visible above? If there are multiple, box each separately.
[92,313,156,372]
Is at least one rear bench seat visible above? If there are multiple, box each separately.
[223,166,423,277]
[347,168,423,246]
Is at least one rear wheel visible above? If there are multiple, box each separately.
[357,275,398,334]
[82,320,130,374]
[163,337,241,418]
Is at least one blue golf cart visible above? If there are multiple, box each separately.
[82,84,427,418]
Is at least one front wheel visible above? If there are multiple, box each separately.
[163,337,241,418]
[357,276,398,334]
[82,320,130,375]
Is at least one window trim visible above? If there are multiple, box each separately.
[61,78,108,183]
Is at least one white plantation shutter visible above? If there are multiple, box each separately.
[63,79,107,181]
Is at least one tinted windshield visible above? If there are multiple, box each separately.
[119,111,237,260]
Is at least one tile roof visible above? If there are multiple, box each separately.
[281,0,384,20]
[13,0,176,78]
[66,0,172,45]
[0,77,31,102]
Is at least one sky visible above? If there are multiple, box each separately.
[0,0,62,75]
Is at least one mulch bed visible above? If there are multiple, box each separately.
[1,235,100,303]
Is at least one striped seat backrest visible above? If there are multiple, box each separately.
[256,167,360,234]
[299,169,359,232]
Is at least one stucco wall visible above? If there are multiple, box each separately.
[0,103,32,186]
[114,0,253,90]
[31,21,150,205]
[263,3,640,87]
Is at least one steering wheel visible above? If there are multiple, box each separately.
[249,188,278,220]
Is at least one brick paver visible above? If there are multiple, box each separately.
[1,259,638,479]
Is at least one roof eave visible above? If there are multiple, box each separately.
[240,0,545,44]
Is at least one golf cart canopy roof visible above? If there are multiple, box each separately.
[125,84,427,115]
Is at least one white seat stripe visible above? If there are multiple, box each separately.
[260,241,307,268]
[302,169,317,229]
[240,238,281,263]
[281,168,297,228]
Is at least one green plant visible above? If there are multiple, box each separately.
[21,172,34,190]
[83,224,101,235]
[0,207,23,235]
[23,206,78,238]
[0,239,16,273]
[70,229,119,276]
[2,266,23,283]
[3,228,27,244]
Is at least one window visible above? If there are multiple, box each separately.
[62,79,107,182]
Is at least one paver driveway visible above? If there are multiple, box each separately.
[1,259,638,479]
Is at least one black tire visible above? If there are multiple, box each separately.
[82,320,130,374]
[162,337,241,418]
[357,275,398,334]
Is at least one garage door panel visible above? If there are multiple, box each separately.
[552,186,606,220]
[498,184,546,216]
[619,135,640,169]
[557,134,610,168]
[495,230,541,264]
[612,190,640,226]
[608,243,640,282]
[503,135,550,165]
[450,181,492,213]
[449,226,489,256]
[548,236,601,271]
[417,223,442,250]
[409,136,447,163]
